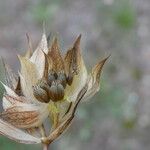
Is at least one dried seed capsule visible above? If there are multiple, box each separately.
[38,79,49,91]
[58,72,67,88]
[66,74,73,86]
[48,70,57,86]
[33,85,50,103]
[48,81,64,102]
[53,72,58,79]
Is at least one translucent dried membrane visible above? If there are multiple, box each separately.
[0,31,109,144]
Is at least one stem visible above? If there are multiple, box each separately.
[40,124,46,137]
[43,144,49,150]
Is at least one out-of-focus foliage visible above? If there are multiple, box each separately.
[96,0,136,29]
[0,137,40,150]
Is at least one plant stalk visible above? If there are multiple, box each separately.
[43,144,49,150]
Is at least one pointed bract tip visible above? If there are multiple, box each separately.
[17,54,22,61]
[102,54,111,63]
[51,37,59,49]
[96,54,110,74]
[47,32,51,44]
[25,33,33,57]
[74,34,82,49]
[26,33,32,45]
[26,33,30,43]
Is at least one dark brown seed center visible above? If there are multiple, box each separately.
[47,70,67,102]
[33,70,74,103]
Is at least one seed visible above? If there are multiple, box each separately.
[48,81,64,102]
[33,85,50,103]
[58,72,67,88]
[48,70,57,86]
[38,79,49,92]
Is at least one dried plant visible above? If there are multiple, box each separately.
[0,30,109,150]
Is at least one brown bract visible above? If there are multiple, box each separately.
[0,30,109,146]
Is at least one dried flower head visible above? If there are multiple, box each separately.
[0,30,109,148]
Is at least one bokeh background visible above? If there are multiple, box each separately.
[0,0,149,149]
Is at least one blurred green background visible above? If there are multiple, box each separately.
[0,0,149,150]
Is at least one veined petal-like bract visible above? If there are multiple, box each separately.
[0,30,109,146]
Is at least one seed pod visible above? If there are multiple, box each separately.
[48,81,64,102]
[33,85,50,103]
[38,79,49,91]
[48,70,57,86]
[66,73,73,86]
[58,72,67,88]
